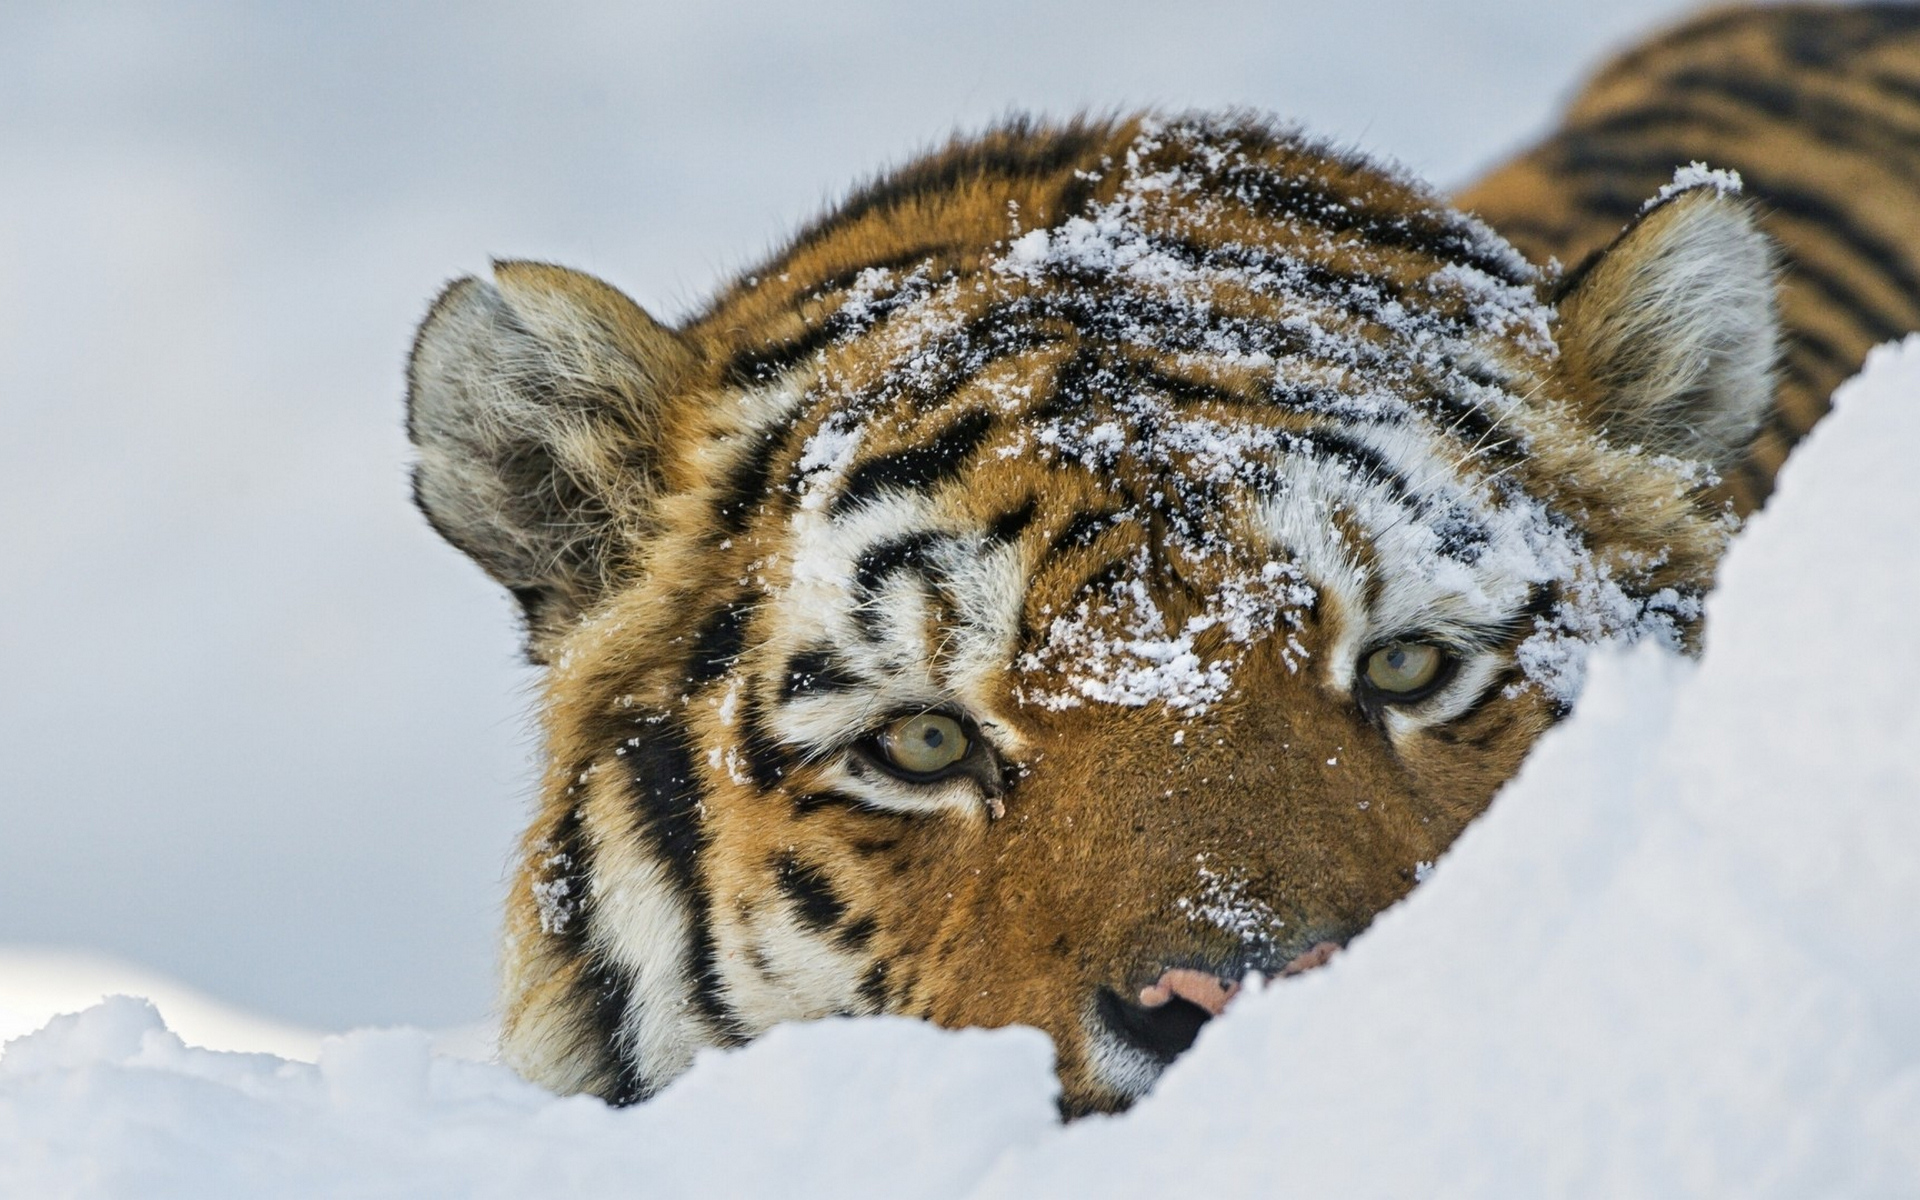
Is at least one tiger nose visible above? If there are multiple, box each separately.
[1092,968,1240,1065]
[1094,943,1345,1063]
[1138,967,1239,1014]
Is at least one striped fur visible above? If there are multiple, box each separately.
[406,7,1920,1116]
[1459,2,1920,511]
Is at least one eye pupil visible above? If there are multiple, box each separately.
[1363,640,1447,699]
[877,713,970,776]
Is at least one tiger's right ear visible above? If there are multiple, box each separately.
[1549,186,1778,475]
[407,261,694,662]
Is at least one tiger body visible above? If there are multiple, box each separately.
[405,6,1920,1114]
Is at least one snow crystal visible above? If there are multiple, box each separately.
[1645,160,1745,211]
[528,844,576,936]
[1174,856,1284,949]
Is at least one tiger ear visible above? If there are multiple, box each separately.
[407,261,694,662]
[1551,186,1778,472]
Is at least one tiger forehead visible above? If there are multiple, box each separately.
[708,123,1534,509]
[691,120,1574,714]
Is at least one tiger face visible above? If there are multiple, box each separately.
[407,116,1776,1113]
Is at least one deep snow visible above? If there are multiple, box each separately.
[4,339,1916,1197]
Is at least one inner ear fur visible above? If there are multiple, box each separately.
[407,260,694,661]
[1551,188,1780,474]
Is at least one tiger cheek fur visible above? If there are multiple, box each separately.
[406,8,1920,1119]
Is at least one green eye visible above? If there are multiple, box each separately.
[876,713,971,776]
[1362,640,1449,699]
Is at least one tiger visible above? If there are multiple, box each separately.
[403,4,1920,1116]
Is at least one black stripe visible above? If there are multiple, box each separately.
[1143,233,1491,348]
[831,409,995,516]
[625,714,748,1045]
[712,426,788,535]
[736,694,794,791]
[792,789,871,816]
[722,320,841,389]
[1777,4,1920,68]
[727,266,953,388]
[539,800,594,952]
[1786,325,1854,376]
[858,960,892,1010]
[853,531,942,596]
[1045,509,1126,560]
[1779,252,1913,346]
[578,955,649,1106]
[1426,380,1513,456]
[791,119,1109,250]
[984,498,1039,546]
[1219,159,1532,285]
[773,853,847,930]
[1760,183,1920,319]
[685,598,752,685]
[836,914,879,950]
[781,646,862,698]
[1278,426,1420,505]
[851,309,1072,416]
[1868,67,1920,112]
[800,244,958,305]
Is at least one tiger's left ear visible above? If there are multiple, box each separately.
[1550,187,1779,471]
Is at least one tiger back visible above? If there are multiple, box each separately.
[1460,2,1920,510]
[403,5,1920,1115]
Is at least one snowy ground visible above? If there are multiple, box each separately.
[5,340,1915,1198]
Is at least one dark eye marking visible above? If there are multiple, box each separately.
[831,408,994,517]
[791,789,870,817]
[772,853,847,930]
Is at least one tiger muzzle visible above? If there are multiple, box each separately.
[1094,940,1344,1063]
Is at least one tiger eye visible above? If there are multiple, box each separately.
[1363,641,1446,697]
[878,713,971,775]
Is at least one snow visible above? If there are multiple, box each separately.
[1646,160,1747,211]
[0,1000,1057,1200]
[7,337,1918,1197]
[827,116,1681,717]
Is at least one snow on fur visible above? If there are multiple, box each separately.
[6,337,1919,1198]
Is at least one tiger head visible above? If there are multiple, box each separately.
[406,116,1776,1114]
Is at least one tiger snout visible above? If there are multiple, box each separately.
[1098,948,1338,1049]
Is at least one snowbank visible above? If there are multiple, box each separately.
[6,338,1918,1197]
[0,948,324,1060]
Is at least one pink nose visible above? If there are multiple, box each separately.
[1136,942,1342,1015]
